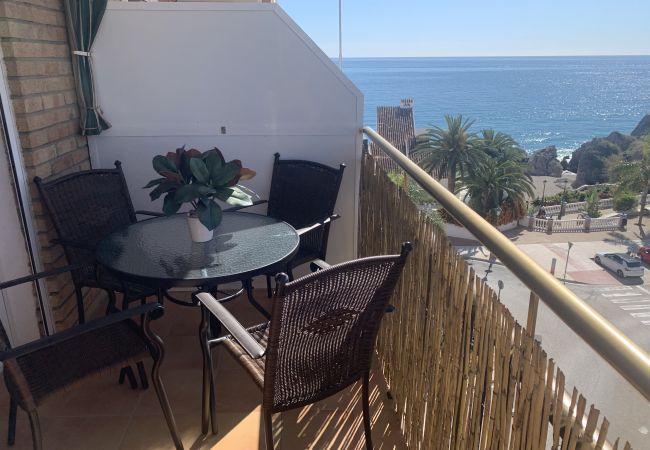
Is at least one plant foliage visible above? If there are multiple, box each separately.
[144,146,256,230]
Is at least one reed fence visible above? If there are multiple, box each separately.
[359,152,631,450]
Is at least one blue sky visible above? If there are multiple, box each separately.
[279,0,650,57]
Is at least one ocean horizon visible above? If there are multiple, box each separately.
[342,55,650,158]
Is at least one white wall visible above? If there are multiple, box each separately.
[89,2,363,264]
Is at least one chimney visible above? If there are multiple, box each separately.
[400,98,414,109]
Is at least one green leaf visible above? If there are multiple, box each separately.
[143,178,165,189]
[190,158,210,184]
[212,161,241,186]
[162,193,182,216]
[214,187,234,202]
[197,200,222,231]
[205,154,223,181]
[174,184,200,203]
[153,155,178,175]
[224,186,253,207]
[149,180,177,201]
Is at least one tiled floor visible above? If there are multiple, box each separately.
[0,291,407,449]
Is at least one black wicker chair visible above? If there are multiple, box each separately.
[227,153,345,300]
[0,266,183,450]
[34,161,162,325]
[196,242,412,450]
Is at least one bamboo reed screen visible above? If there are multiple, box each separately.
[359,152,632,450]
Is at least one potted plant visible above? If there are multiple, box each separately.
[144,146,256,242]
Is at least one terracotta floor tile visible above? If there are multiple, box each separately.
[0,289,407,449]
[133,369,203,417]
[9,415,132,450]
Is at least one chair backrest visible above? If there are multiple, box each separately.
[263,242,412,412]
[34,161,137,283]
[267,153,345,260]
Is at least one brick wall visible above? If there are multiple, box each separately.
[0,0,104,330]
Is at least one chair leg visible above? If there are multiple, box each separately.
[27,410,42,450]
[244,279,271,319]
[74,286,85,324]
[199,304,217,435]
[144,318,183,450]
[7,397,17,446]
[124,366,138,390]
[104,289,117,315]
[266,274,273,298]
[136,361,149,390]
[263,409,274,450]
[362,372,373,450]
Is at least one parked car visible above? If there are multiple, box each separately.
[638,246,650,264]
[594,252,644,278]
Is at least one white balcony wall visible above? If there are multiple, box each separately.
[89,2,363,264]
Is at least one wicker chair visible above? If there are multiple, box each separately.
[227,153,345,299]
[0,266,183,450]
[196,242,412,450]
[34,161,162,325]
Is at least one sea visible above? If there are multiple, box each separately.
[342,56,650,159]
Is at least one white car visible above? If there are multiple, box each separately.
[594,252,644,278]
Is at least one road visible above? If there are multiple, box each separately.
[468,260,650,449]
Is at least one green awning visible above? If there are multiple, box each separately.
[64,0,110,136]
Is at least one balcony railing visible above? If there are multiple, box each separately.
[361,126,649,449]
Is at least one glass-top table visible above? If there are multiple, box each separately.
[96,212,300,305]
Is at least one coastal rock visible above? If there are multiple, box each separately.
[571,137,621,186]
[568,132,635,173]
[528,145,562,177]
[631,114,650,137]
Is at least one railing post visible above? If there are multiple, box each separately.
[620,214,627,231]
[527,292,540,337]
[528,216,534,231]
[546,218,553,234]
[584,216,591,232]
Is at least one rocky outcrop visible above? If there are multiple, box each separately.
[568,132,635,173]
[528,145,563,177]
[631,114,650,137]
[571,138,621,186]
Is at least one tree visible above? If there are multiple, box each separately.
[476,129,524,163]
[414,114,484,193]
[457,158,535,224]
[609,137,650,225]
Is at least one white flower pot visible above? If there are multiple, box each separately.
[187,213,213,243]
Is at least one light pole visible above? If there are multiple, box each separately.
[541,180,547,205]
[563,241,574,284]
[497,280,504,301]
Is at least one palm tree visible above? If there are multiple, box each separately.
[458,158,535,224]
[609,137,650,226]
[476,129,524,163]
[414,114,483,193]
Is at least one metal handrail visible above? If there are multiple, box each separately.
[363,126,650,402]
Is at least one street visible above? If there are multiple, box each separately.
[469,260,650,449]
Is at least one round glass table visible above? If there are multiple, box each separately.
[96,212,299,310]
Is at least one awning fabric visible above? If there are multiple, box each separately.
[64,0,111,136]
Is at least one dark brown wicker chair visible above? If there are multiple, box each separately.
[34,161,162,325]
[195,242,412,450]
[226,153,345,300]
[0,266,183,450]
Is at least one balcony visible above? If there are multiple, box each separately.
[0,1,648,450]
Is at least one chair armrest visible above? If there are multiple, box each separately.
[296,214,340,236]
[0,264,85,290]
[194,292,266,359]
[135,210,165,218]
[309,259,331,272]
[222,199,268,213]
[51,238,95,251]
[0,303,163,361]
